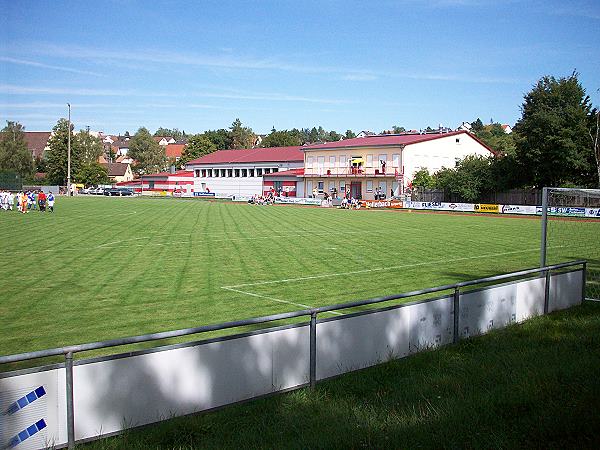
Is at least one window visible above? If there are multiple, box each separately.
[274,181,283,191]
[307,156,314,168]
[378,154,387,165]
[148,181,155,189]
[256,168,263,176]
[329,181,335,193]
[306,180,313,194]
[317,156,325,170]
[249,169,254,177]
[339,155,347,167]
[392,154,400,167]
[195,169,200,177]
[329,156,336,168]
[340,181,345,193]
[241,169,247,177]
[317,181,324,192]
[366,180,373,193]
[235,169,240,177]
[228,169,233,177]
[220,169,226,177]
[213,169,218,177]
[201,169,207,177]
[272,168,278,173]
[378,181,387,193]
[264,168,271,174]
[456,138,460,143]
[366,154,373,167]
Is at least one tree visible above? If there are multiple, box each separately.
[0,121,34,180]
[473,123,515,155]
[229,118,256,149]
[470,118,484,133]
[45,118,82,185]
[128,127,166,175]
[260,129,302,148]
[76,130,103,165]
[411,168,435,189]
[76,162,109,186]
[433,155,493,202]
[590,106,600,187]
[344,130,356,139]
[204,129,233,150]
[513,72,595,187]
[154,127,184,141]
[180,134,217,165]
[392,125,406,134]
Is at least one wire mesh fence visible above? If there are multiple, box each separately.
[544,188,600,300]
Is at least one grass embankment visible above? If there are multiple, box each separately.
[86,302,600,449]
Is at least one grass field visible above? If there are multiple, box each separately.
[85,301,600,449]
[1,196,598,362]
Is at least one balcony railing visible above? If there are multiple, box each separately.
[304,167,398,177]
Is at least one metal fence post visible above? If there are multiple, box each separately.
[65,352,75,449]
[544,269,551,314]
[540,187,549,268]
[582,262,587,302]
[309,312,317,389]
[453,287,460,344]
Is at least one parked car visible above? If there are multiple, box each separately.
[80,187,91,195]
[91,187,104,195]
[104,188,133,196]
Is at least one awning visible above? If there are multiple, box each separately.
[350,157,364,164]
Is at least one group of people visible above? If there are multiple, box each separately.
[248,191,276,205]
[340,196,361,209]
[0,190,55,213]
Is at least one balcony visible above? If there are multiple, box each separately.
[304,167,398,177]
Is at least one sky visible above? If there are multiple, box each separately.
[1,0,599,135]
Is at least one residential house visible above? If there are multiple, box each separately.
[166,143,186,163]
[23,131,51,160]
[101,162,134,183]
[154,136,176,146]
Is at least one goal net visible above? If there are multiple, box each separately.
[542,188,600,300]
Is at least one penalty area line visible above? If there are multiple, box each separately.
[221,287,342,316]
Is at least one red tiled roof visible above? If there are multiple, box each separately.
[23,132,51,159]
[166,143,185,158]
[143,170,194,178]
[187,146,304,165]
[303,131,474,150]
[263,168,304,178]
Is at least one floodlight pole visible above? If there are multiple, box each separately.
[67,103,71,196]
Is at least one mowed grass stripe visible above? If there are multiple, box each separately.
[1,196,595,360]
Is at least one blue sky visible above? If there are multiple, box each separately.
[1,0,599,135]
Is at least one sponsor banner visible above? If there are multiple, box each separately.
[536,206,587,217]
[501,204,537,215]
[475,203,500,213]
[275,197,322,206]
[360,200,403,209]
[404,201,474,212]
[193,192,216,197]
[586,208,600,218]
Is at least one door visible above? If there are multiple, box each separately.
[350,182,362,199]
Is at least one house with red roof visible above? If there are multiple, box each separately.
[166,143,186,162]
[302,131,493,199]
[185,146,304,197]
[23,131,52,160]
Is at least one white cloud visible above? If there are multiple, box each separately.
[0,57,104,77]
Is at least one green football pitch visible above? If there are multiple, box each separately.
[0,197,597,361]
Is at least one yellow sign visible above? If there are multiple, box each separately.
[475,203,499,213]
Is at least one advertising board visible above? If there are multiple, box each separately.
[404,201,474,212]
[586,208,600,218]
[536,206,586,217]
[193,192,216,197]
[360,200,403,209]
[474,203,500,213]
[275,197,321,206]
[501,205,537,215]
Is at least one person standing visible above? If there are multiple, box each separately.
[20,192,28,213]
[38,191,47,212]
[47,192,55,212]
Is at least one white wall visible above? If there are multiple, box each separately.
[403,134,492,186]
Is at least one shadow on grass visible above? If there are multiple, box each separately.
[82,303,600,449]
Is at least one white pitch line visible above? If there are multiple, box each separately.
[223,246,564,289]
[222,287,342,316]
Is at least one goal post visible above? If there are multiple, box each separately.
[541,187,600,300]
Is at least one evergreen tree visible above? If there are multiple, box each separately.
[45,118,81,185]
[229,119,256,149]
[180,134,217,165]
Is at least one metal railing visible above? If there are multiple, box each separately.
[0,260,587,449]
